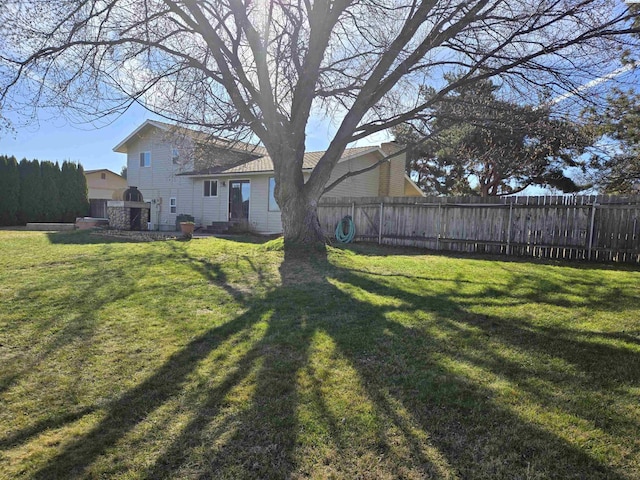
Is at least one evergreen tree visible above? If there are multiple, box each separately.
[582,6,639,194]
[74,164,89,218]
[18,159,43,223]
[396,77,591,196]
[60,161,89,221]
[40,161,63,221]
[586,89,640,194]
[60,161,76,222]
[0,156,20,225]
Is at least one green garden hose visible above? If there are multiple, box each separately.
[335,215,355,243]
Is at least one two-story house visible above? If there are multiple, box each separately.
[113,120,423,233]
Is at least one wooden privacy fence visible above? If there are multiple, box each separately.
[318,195,640,263]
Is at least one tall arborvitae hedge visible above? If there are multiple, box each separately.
[60,161,89,222]
[40,161,63,222]
[0,156,20,226]
[0,156,89,225]
[18,159,43,223]
[75,164,90,219]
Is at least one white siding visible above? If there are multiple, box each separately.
[126,130,195,230]
[248,175,282,234]
[120,127,396,234]
[190,178,229,226]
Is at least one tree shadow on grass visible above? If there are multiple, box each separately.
[0,247,138,396]
[45,230,186,245]
[331,268,640,444]
[46,230,136,244]
[8,248,636,478]
[0,243,198,435]
[308,269,633,479]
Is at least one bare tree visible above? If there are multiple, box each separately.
[1,0,638,247]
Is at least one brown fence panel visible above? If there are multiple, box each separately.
[318,195,640,263]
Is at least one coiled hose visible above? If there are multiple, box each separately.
[335,215,355,243]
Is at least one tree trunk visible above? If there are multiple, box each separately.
[279,193,326,250]
[268,140,327,251]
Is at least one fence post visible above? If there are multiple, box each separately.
[506,201,513,255]
[436,203,442,250]
[588,203,598,261]
[351,202,355,221]
[378,202,384,244]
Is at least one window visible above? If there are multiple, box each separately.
[172,148,179,164]
[139,151,151,167]
[100,172,106,180]
[204,180,218,197]
[170,197,177,214]
[268,177,280,212]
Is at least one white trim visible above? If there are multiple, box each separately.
[169,197,177,214]
[113,119,269,156]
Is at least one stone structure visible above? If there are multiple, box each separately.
[107,201,151,230]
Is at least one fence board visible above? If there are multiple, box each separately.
[318,195,640,263]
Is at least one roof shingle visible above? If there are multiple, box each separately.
[179,145,381,176]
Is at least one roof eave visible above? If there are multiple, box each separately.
[404,174,426,197]
[178,167,313,178]
[112,120,168,153]
[336,146,381,163]
[85,168,122,177]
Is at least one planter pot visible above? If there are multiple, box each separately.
[180,222,195,236]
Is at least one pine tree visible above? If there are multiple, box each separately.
[396,77,590,196]
[584,5,639,193]
[0,156,20,225]
[586,90,640,193]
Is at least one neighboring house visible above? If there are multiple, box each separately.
[84,169,128,217]
[113,120,424,233]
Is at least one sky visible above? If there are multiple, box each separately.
[0,102,389,175]
[0,68,634,190]
[0,0,636,192]
[0,103,152,173]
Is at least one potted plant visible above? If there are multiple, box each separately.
[177,214,196,237]
[179,221,195,237]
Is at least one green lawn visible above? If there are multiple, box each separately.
[1,230,639,479]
